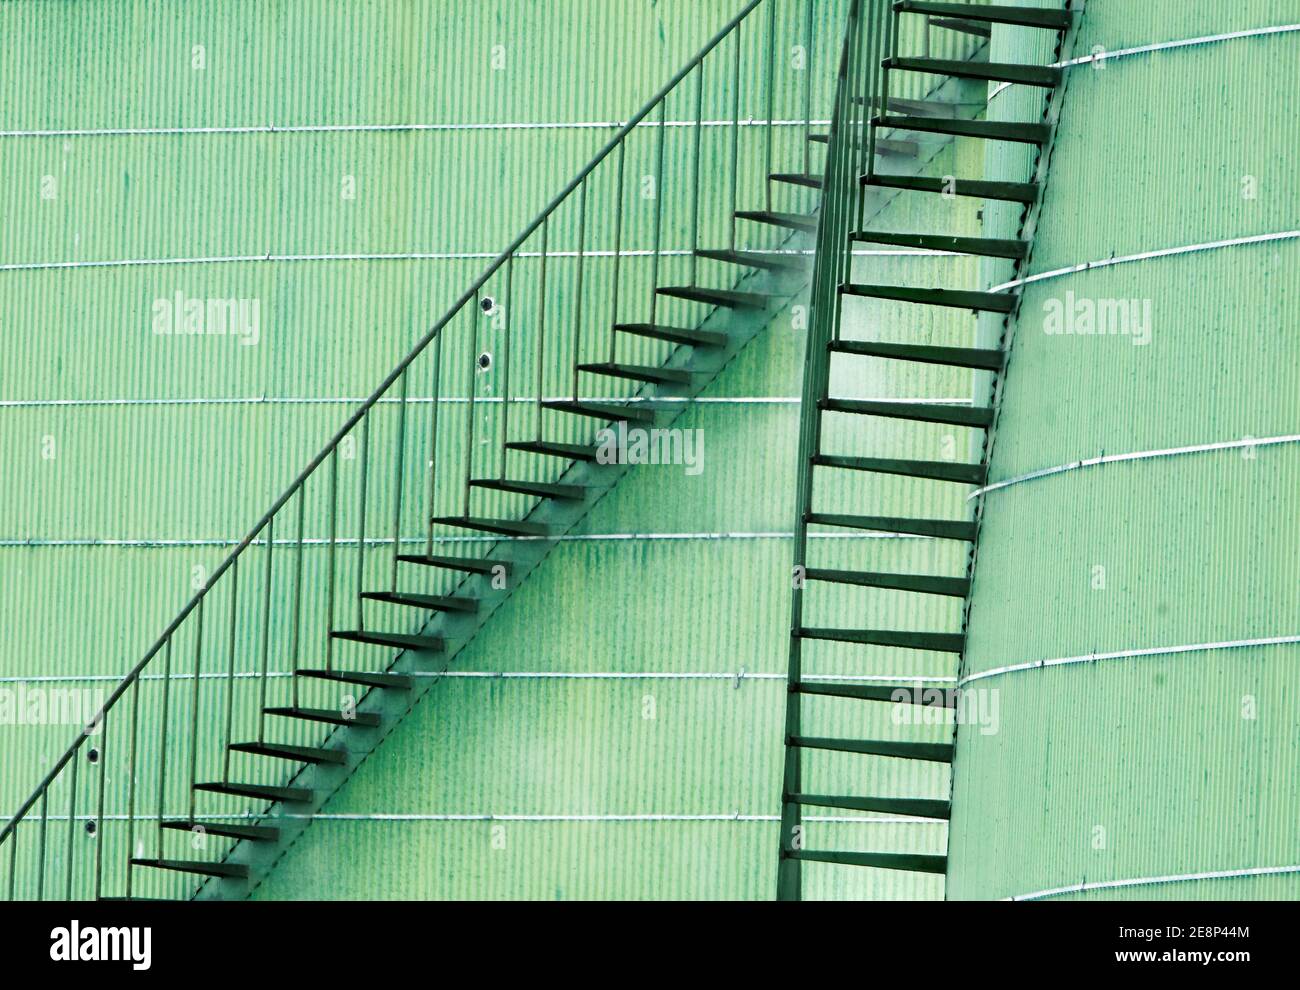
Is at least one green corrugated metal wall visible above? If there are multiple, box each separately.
[947,0,1300,900]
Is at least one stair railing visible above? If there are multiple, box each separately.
[1,0,837,901]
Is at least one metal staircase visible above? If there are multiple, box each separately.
[777,0,1081,899]
[0,0,837,902]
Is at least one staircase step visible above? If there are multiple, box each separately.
[194,781,313,804]
[131,858,250,880]
[396,553,510,575]
[505,439,601,462]
[771,172,824,189]
[264,706,382,728]
[695,248,803,272]
[656,285,771,310]
[331,629,446,651]
[820,398,993,429]
[850,229,1028,259]
[541,399,656,424]
[228,741,347,765]
[360,590,479,613]
[789,794,951,819]
[735,210,818,233]
[895,1,1073,31]
[863,172,1038,204]
[794,679,958,707]
[160,820,281,842]
[429,515,552,538]
[886,55,1062,88]
[812,453,986,485]
[789,735,954,762]
[806,512,976,541]
[798,627,964,653]
[854,94,982,118]
[928,16,991,37]
[829,338,1005,370]
[613,322,729,347]
[841,282,1015,313]
[470,477,590,500]
[296,668,414,690]
[788,849,947,874]
[876,114,1050,146]
[803,568,970,597]
[577,362,694,386]
[812,133,919,158]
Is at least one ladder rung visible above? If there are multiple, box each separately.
[841,282,1015,313]
[577,362,694,386]
[788,794,950,819]
[360,590,478,613]
[789,735,954,762]
[806,512,976,542]
[886,55,1062,88]
[798,627,964,653]
[862,172,1038,204]
[813,454,986,485]
[803,568,970,598]
[470,478,589,500]
[850,229,1028,259]
[876,114,1050,146]
[788,849,947,874]
[829,338,1005,370]
[296,668,414,690]
[794,680,959,707]
[896,1,1073,31]
[820,398,994,429]
[331,629,446,651]
[430,516,551,538]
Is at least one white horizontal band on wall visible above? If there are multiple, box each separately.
[0,811,946,826]
[0,670,956,685]
[989,229,1300,294]
[1007,863,1300,901]
[969,433,1300,500]
[989,22,1300,100]
[0,394,970,410]
[960,634,1300,687]
[0,118,832,139]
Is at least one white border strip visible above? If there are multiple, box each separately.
[0,118,830,139]
[989,230,1300,294]
[969,433,1300,499]
[961,634,1300,687]
[1008,863,1300,901]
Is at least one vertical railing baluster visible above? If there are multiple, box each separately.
[764,0,777,212]
[222,559,239,782]
[260,516,276,738]
[36,790,47,900]
[390,371,408,591]
[156,638,172,859]
[535,219,549,441]
[649,99,667,328]
[803,0,815,175]
[464,298,479,517]
[6,821,16,900]
[289,487,305,713]
[125,677,140,899]
[64,755,77,900]
[356,413,371,631]
[499,255,514,479]
[188,602,203,823]
[571,180,587,399]
[609,141,626,362]
[690,61,705,286]
[325,450,339,672]
[426,333,443,557]
[729,21,743,250]
[92,711,108,900]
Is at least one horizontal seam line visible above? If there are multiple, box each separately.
[1,811,945,825]
[0,671,956,684]
[0,532,934,548]
[1007,863,1300,901]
